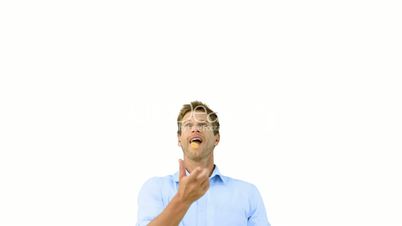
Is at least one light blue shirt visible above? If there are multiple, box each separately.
[136,165,271,226]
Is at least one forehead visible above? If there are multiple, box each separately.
[182,111,209,122]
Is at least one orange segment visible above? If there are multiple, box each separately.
[191,142,199,149]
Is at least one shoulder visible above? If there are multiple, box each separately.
[222,176,268,213]
[220,175,263,200]
[141,176,164,187]
[140,174,174,190]
[223,175,259,191]
[137,174,176,204]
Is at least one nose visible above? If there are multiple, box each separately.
[191,125,201,133]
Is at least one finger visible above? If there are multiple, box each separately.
[200,179,210,192]
[188,167,202,180]
[179,159,186,180]
[199,176,210,187]
[196,168,210,181]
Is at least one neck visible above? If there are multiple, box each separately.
[184,154,215,177]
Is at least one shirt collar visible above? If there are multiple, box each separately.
[173,164,226,184]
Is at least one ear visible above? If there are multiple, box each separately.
[215,134,220,145]
[177,134,182,147]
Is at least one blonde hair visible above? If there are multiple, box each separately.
[177,101,220,135]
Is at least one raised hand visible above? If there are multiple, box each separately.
[176,159,210,205]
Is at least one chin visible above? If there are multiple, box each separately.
[187,154,204,162]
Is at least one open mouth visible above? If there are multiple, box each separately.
[190,137,203,144]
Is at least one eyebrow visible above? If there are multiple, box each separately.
[182,120,208,124]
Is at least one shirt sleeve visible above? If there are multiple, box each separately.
[136,177,165,226]
[247,185,271,226]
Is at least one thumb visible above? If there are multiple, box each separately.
[178,159,186,181]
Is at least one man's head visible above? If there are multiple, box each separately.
[177,101,220,162]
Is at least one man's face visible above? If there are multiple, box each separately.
[178,111,220,162]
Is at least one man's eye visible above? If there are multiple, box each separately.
[200,124,209,128]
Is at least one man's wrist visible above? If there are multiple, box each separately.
[173,193,192,209]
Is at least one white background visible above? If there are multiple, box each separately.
[1,1,401,225]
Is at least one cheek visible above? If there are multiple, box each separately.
[206,139,215,147]
[180,138,188,146]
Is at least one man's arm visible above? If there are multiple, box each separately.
[140,160,210,226]
[247,185,271,226]
[146,193,190,226]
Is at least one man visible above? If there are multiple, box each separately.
[136,101,271,226]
